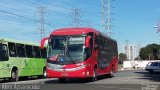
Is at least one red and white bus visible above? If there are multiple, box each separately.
[41,27,118,82]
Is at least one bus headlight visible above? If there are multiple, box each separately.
[47,63,52,69]
[47,63,62,70]
[78,64,88,69]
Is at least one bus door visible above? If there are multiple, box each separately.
[32,46,42,74]
[95,35,108,69]
[0,43,9,78]
[16,44,27,76]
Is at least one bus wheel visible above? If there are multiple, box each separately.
[38,68,46,79]
[108,68,114,78]
[42,68,47,78]
[91,68,97,82]
[58,78,66,83]
[10,70,18,82]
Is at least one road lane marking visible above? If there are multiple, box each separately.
[97,86,139,90]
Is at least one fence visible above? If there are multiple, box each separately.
[123,60,160,70]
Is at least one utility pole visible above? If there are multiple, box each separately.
[101,0,113,36]
[38,6,46,40]
[72,8,81,27]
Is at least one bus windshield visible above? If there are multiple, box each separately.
[47,36,86,64]
[0,44,8,60]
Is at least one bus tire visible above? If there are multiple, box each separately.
[10,69,18,82]
[42,67,47,78]
[58,78,66,83]
[38,67,46,79]
[108,67,114,78]
[91,68,97,82]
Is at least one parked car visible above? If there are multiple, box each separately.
[145,62,160,73]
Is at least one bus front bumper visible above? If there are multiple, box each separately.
[46,67,92,78]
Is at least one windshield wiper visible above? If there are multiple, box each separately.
[66,51,75,64]
[65,36,75,64]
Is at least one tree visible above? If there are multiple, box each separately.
[139,44,160,60]
[119,53,127,64]
[134,56,141,60]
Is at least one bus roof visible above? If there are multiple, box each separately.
[50,27,117,42]
[0,38,40,46]
[51,27,99,35]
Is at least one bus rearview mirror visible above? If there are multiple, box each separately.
[41,37,49,49]
[85,36,91,48]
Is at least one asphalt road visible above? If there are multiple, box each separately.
[1,70,160,90]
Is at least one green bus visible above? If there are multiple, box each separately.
[0,38,46,82]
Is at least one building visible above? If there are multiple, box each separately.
[124,45,137,61]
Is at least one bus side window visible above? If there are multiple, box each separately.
[99,36,103,49]
[8,42,17,57]
[25,45,34,58]
[16,44,26,57]
[33,46,41,58]
[41,48,46,59]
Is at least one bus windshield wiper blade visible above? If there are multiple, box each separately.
[66,51,75,64]
[65,36,75,64]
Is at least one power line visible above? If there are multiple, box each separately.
[61,0,101,20]
[61,0,101,27]
[61,1,76,8]
[76,0,101,6]
[0,10,35,21]
[35,0,72,18]
[36,0,100,20]
[23,0,70,24]
[25,0,71,27]
[25,0,39,6]
[35,0,71,10]
[6,0,35,11]
[27,0,101,28]
[0,9,52,27]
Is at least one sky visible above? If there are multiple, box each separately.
[0,0,160,54]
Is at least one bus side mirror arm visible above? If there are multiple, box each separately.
[41,37,49,49]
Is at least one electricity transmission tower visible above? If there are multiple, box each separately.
[154,20,160,44]
[72,8,81,27]
[37,6,46,40]
[101,0,114,36]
